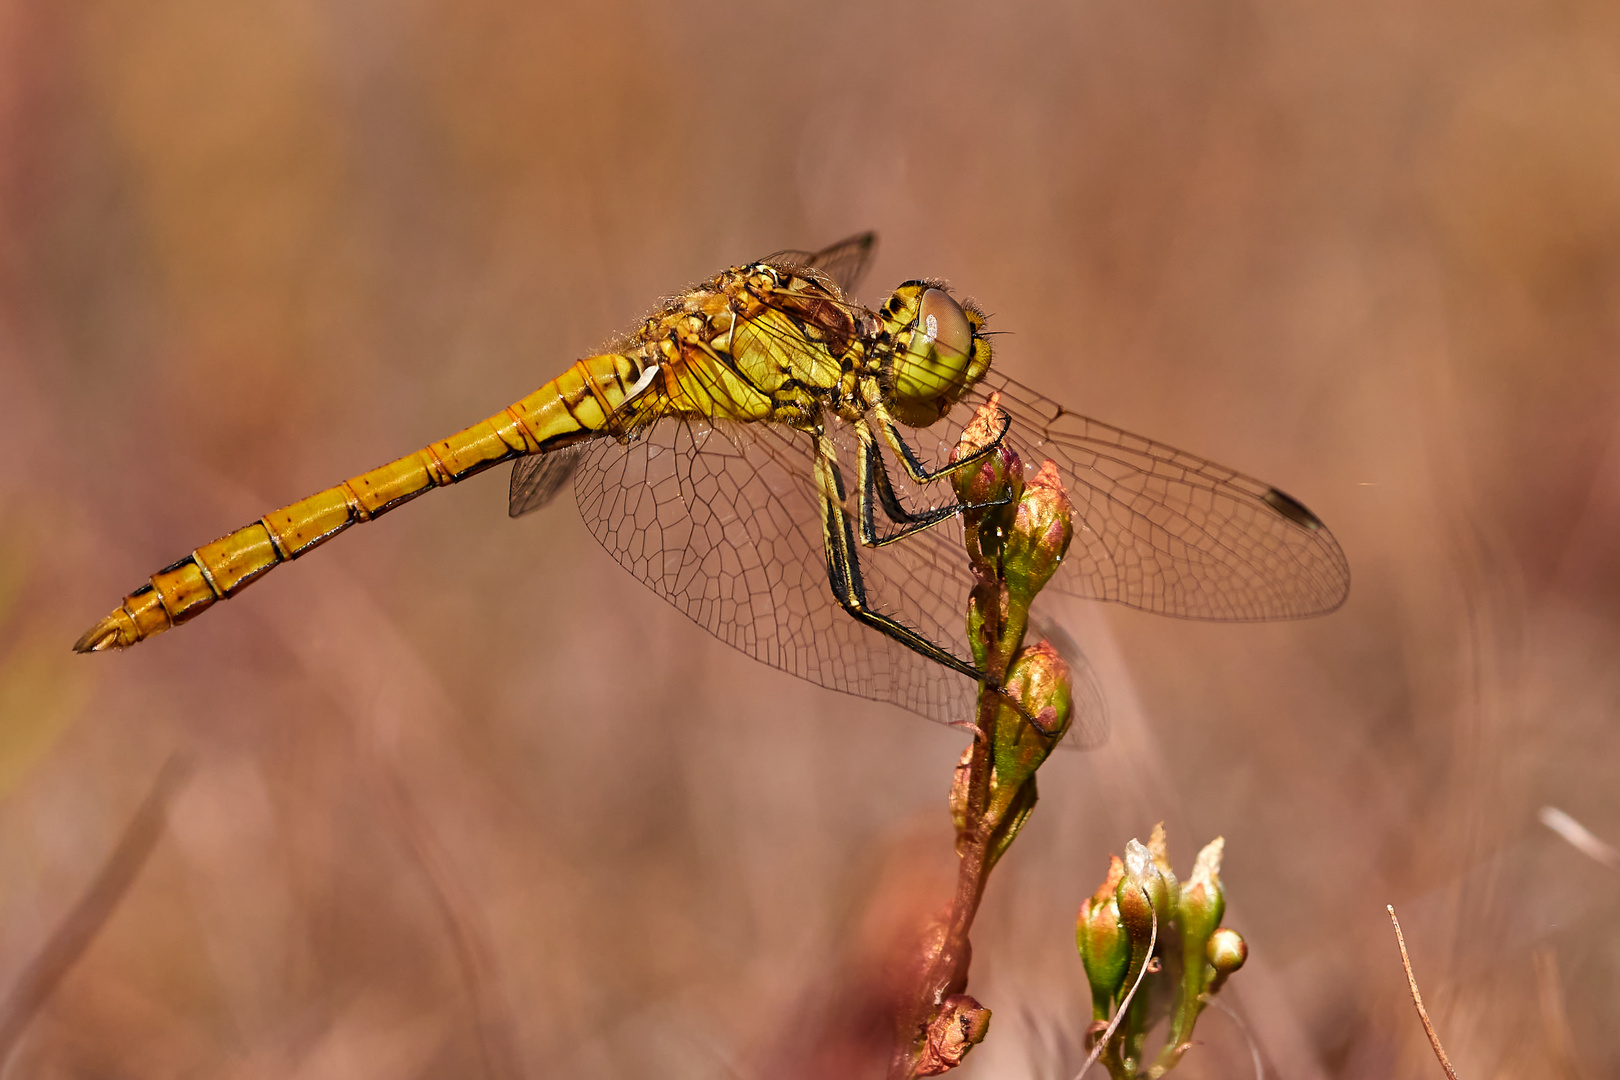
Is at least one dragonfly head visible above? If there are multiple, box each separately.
[879,282,992,427]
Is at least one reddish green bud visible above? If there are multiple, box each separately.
[1077,856,1130,1015]
[1177,837,1225,943]
[951,733,1039,874]
[959,641,1072,867]
[1118,839,1170,951]
[1147,822,1181,913]
[950,395,1022,508]
[1155,836,1227,1069]
[963,583,1001,672]
[1112,840,1167,1078]
[951,396,1023,576]
[1116,837,1170,1006]
[1206,927,1247,999]
[1003,459,1074,606]
[1208,927,1247,977]
[985,776,1038,873]
[1004,640,1073,743]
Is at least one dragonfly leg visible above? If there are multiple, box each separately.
[855,420,1008,548]
[872,402,1012,484]
[822,433,1056,735]
[814,434,986,683]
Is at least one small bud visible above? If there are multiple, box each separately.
[963,581,1003,673]
[1206,927,1247,999]
[1177,836,1224,942]
[916,994,991,1075]
[1118,838,1170,954]
[1077,856,1130,1014]
[1157,836,1227,1065]
[983,774,1038,873]
[1208,927,1247,977]
[1147,822,1180,913]
[951,396,1022,575]
[1003,459,1074,606]
[1003,640,1073,743]
[963,641,1072,865]
[952,734,1039,873]
[1113,837,1170,1020]
[950,395,1021,507]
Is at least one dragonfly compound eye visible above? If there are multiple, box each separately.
[890,288,987,426]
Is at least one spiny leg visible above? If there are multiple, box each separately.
[856,420,1008,549]
[814,432,985,683]
[872,401,1011,484]
[843,419,1056,739]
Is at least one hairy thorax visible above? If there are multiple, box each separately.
[626,264,882,431]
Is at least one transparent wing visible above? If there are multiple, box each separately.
[552,413,985,728]
[763,231,878,300]
[509,444,586,519]
[729,286,1340,615]
[899,370,1351,621]
[506,406,1113,740]
[1030,613,1110,751]
[832,494,1108,750]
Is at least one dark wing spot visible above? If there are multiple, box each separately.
[1262,487,1323,530]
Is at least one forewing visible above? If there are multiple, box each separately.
[563,414,982,727]
[805,232,878,299]
[954,370,1351,621]
[763,232,878,300]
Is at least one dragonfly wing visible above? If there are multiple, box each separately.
[560,413,982,727]
[951,370,1351,621]
[1029,612,1110,751]
[805,232,878,299]
[871,518,1111,749]
[509,445,588,518]
[763,232,878,300]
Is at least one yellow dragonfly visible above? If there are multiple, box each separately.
[74,234,1348,740]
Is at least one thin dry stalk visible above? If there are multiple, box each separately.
[375,749,522,1080]
[0,754,191,1066]
[1386,905,1460,1080]
[1205,996,1265,1080]
[1533,948,1587,1080]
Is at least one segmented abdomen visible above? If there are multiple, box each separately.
[73,352,646,652]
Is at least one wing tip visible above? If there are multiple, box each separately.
[1261,487,1325,531]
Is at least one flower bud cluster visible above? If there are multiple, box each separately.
[1073,828,1248,1080]
[907,396,1081,1078]
[946,398,1079,865]
[950,396,1075,684]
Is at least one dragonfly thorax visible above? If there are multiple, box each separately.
[620,264,991,433]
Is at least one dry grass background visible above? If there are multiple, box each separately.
[1,0,1618,1077]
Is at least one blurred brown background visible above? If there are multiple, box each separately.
[1,0,1618,1076]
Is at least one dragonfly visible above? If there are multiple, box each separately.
[74,234,1349,743]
